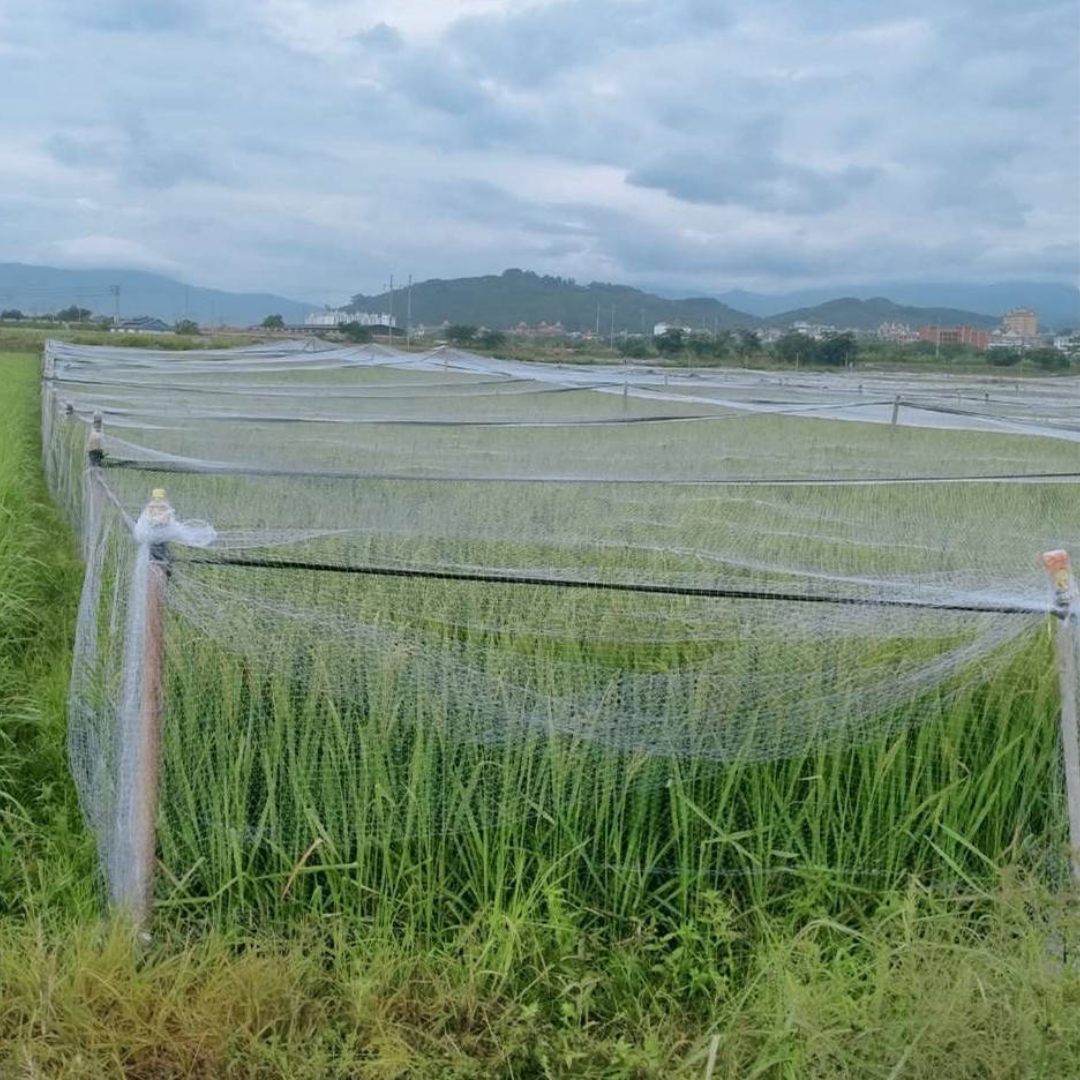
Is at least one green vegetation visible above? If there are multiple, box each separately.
[5,348,1080,1075]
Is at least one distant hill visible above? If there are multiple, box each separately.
[720,281,1080,329]
[762,297,1000,332]
[345,269,760,333]
[0,263,318,327]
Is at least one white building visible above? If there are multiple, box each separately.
[653,322,693,337]
[304,309,396,328]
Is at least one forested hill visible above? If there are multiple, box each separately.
[344,269,759,333]
[346,269,1001,334]
[761,297,1000,331]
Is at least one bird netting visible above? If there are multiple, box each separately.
[41,339,1080,914]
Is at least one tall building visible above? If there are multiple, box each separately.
[917,325,990,350]
[1001,307,1038,338]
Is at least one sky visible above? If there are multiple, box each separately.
[0,0,1076,304]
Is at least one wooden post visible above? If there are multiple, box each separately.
[88,410,104,466]
[890,395,900,426]
[114,489,173,929]
[1042,549,1080,884]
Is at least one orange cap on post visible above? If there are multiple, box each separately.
[1042,549,1075,608]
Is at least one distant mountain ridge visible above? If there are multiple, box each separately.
[760,297,1000,332]
[346,269,755,333]
[347,269,1039,334]
[1,261,1071,334]
[0,263,317,327]
[719,281,1079,328]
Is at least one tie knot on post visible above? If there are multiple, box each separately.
[1042,549,1076,614]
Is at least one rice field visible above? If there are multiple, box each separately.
[5,345,1080,1077]
[42,340,1080,929]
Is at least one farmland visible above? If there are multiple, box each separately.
[3,343,1080,1076]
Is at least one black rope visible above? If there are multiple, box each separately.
[101,457,1080,487]
[178,554,1053,618]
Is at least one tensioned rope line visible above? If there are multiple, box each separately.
[99,457,1080,486]
[178,553,1055,618]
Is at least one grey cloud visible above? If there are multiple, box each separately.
[627,115,879,212]
[354,22,404,52]
[446,0,731,87]
[55,0,205,32]
[46,114,230,190]
[0,0,1074,300]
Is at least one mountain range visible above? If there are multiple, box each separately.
[1,262,1076,334]
[718,281,1080,327]
[0,263,317,327]
[348,270,1077,333]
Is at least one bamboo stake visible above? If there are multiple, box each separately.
[1042,549,1080,884]
[890,395,900,426]
[115,489,173,929]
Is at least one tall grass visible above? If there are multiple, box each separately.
[4,348,1080,1076]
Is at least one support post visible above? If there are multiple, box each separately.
[114,489,173,930]
[88,410,104,466]
[890,395,900,426]
[1042,549,1080,884]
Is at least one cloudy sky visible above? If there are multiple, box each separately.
[0,0,1076,303]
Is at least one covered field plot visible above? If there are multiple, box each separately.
[43,340,1080,925]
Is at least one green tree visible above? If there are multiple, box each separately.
[687,333,715,359]
[817,331,858,367]
[174,319,199,335]
[1028,347,1069,371]
[262,314,285,329]
[711,329,733,358]
[654,328,685,357]
[735,329,762,357]
[0,309,24,320]
[447,324,478,345]
[987,348,1023,366]
[340,322,373,343]
[773,332,817,366]
[477,329,507,350]
[617,337,652,360]
[57,305,92,322]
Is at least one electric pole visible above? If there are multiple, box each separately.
[387,274,394,345]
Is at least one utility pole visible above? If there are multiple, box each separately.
[609,305,615,350]
[595,303,600,340]
[109,284,121,324]
[406,274,412,349]
[387,274,394,345]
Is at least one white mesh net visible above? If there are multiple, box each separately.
[42,339,1080,911]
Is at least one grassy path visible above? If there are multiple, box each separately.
[1,349,1079,1078]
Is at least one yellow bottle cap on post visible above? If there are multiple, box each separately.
[152,488,166,501]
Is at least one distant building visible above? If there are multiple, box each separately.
[305,309,396,328]
[917,325,990,351]
[789,320,837,341]
[111,316,170,334]
[653,322,693,337]
[1001,307,1038,338]
[877,321,919,345]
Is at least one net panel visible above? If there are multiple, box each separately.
[42,340,1078,911]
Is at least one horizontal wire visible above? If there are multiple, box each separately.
[177,553,1054,618]
[100,456,1080,487]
